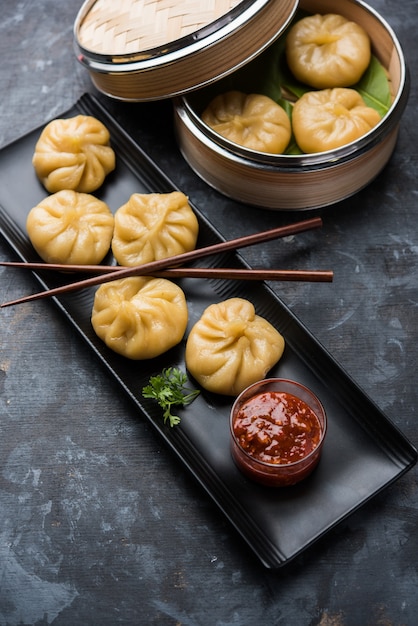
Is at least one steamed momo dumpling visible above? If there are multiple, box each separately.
[292,88,381,153]
[32,115,115,193]
[185,298,285,396]
[201,91,291,154]
[26,190,114,265]
[111,191,199,266]
[91,276,188,360]
[285,14,371,89]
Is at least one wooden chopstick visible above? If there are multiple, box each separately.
[0,262,333,282]
[0,217,324,307]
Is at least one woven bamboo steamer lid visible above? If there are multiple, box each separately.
[74,0,299,101]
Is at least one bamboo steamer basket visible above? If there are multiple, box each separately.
[173,0,409,210]
[74,0,409,211]
[74,0,299,101]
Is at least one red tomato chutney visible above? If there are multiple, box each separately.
[230,379,327,487]
[233,391,321,464]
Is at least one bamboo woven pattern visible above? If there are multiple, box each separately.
[78,0,243,55]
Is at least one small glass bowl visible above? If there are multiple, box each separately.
[230,378,327,487]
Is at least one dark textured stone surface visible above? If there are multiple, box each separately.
[0,1,417,624]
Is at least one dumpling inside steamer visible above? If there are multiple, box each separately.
[285,13,371,89]
[26,190,114,265]
[201,91,291,154]
[91,276,188,360]
[111,191,199,266]
[291,87,381,153]
[185,297,285,396]
[32,114,115,193]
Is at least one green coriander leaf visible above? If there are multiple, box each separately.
[142,367,200,428]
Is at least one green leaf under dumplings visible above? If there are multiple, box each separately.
[353,55,392,116]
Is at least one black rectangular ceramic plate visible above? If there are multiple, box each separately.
[0,94,416,569]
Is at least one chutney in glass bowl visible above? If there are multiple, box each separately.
[230,378,327,487]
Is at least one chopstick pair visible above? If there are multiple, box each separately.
[0,216,333,308]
